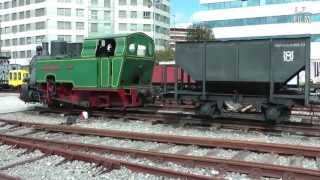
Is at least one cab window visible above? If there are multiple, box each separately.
[96,39,116,57]
[14,73,17,80]
[18,72,21,80]
[128,43,136,54]
[9,72,12,80]
[137,45,146,57]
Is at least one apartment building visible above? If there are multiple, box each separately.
[0,0,170,65]
[169,27,191,49]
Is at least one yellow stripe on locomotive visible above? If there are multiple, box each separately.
[8,70,29,88]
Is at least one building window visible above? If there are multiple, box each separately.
[12,52,18,59]
[12,26,17,33]
[143,0,150,7]
[91,0,98,5]
[12,0,17,7]
[143,11,151,19]
[57,8,71,16]
[5,39,10,47]
[19,12,24,19]
[119,0,126,5]
[26,37,32,44]
[104,0,110,7]
[4,2,9,9]
[202,13,320,28]
[26,0,30,5]
[26,24,31,31]
[76,35,84,42]
[25,10,30,18]
[76,0,83,4]
[19,24,25,32]
[130,11,137,18]
[36,35,45,43]
[35,8,46,17]
[91,23,98,32]
[12,39,18,46]
[36,21,46,30]
[143,24,151,32]
[57,21,71,30]
[119,23,127,31]
[27,50,32,58]
[19,51,25,58]
[76,9,84,17]
[57,35,72,42]
[130,0,137,6]
[18,0,24,6]
[12,13,17,20]
[76,22,84,30]
[91,10,98,20]
[35,0,46,3]
[4,27,10,34]
[19,38,25,45]
[4,14,10,21]
[130,23,137,31]
[104,11,111,20]
[119,11,126,18]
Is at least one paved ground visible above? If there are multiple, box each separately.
[0,93,39,114]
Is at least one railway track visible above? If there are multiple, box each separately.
[0,118,319,179]
[0,134,211,180]
[34,106,320,137]
[0,89,19,93]
[0,172,21,180]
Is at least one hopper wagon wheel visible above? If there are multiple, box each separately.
[200,102,219,117]
[263,104,289,123]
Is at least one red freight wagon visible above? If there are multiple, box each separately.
[152,61,194,86]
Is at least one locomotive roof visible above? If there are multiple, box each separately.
[85,32,152,40]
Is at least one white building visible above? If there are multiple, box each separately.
[88,0,170,50]
[169,27,191,49]
[0,0,170,65]
[193,0,320,81]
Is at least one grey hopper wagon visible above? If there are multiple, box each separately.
[175,36,311,121]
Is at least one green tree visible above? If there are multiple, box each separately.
[187,25,214,41]
[155,48,174,62]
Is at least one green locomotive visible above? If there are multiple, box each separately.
[21,33,155,108]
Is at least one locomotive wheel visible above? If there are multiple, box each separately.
[200,102,218,116]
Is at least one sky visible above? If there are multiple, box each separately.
[171,0,200,27]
